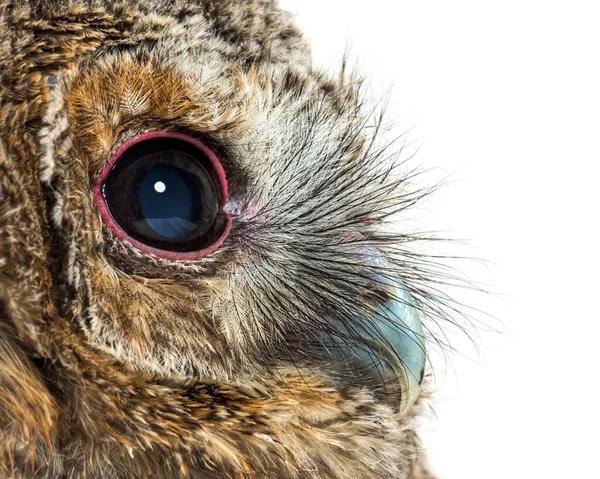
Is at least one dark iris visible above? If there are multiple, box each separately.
[102,137,226,252]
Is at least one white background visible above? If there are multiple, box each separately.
[281,1,600,477]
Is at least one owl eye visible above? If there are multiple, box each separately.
[94,132,231,260]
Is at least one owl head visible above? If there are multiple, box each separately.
[0,1,451,477]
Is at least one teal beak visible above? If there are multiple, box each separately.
[359,278,425,414]
[324,256,426,415]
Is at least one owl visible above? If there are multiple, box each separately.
[0,1,451,477]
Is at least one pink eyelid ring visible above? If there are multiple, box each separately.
[93,131,232,260]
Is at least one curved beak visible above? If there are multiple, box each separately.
[355,281,426,415]
[319,259,426,415]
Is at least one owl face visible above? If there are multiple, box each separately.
[61,46,424,402]
[0,1,438,477]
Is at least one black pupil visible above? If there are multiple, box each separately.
[102,138,223,252]
[138,164,205,239]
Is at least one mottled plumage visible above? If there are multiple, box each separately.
[0,1,447,477]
